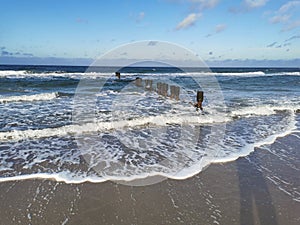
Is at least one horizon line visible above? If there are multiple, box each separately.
[0,57,300,68]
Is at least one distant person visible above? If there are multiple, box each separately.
[192,91,203,111]
[115,72,121,79]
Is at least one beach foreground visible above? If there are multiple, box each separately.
[0,66,299,225]
[0,129,299,225]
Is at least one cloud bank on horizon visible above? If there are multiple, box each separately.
[0,0,299,67]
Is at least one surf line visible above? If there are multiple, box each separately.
[0,92,57,103]
[0,113,230,141]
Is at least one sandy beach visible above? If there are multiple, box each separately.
[0,128,299,225]
[2,0,300,224]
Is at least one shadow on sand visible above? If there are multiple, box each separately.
[237,157,278,225]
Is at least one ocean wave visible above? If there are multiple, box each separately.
[0,70,28,76]
[0,113,230,141]
[1,69,300,79]
[231,105,299,117]
[209,71,300,77]
[214,71,266,76]
[0,116,296,184]
[0,106,297,184]
[1,104,298,141]
[270,72,300,76]
[0,70,110,79]
[0,92,58,103]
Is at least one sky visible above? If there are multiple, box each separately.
[0,0,300,67]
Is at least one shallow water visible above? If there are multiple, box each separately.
[0,65,299,187]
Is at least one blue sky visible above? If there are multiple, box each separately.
[0,0,300,66]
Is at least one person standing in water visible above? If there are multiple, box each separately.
[115,72,121,79]
[193,91,204,111]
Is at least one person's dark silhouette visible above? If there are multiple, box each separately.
[237,157,278,225]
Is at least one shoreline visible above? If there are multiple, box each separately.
[0,130,299,225]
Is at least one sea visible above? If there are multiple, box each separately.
[0,65,299,191]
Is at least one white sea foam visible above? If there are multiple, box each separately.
[0,113,296,185]
[0,113,229,141]
[0,92,57,103]
[207,71,300,77]
[0,70,28,76]
[214,71,266,76]
[231,104,299,117]
[0,112,296,184]
[0,70,111,79]
[214,113,297,163]
[0,92,298,185]
[1,69,300,79]
[173,111,297,180]
[1,103,297,141]
[271,72,300,76]
[231,105,276,117]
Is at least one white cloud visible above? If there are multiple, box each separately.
[278,1,300,14]
[244,0,269,9]
[130,11,146,23]
[170,0,219,31]
[188,0,220,9]
[169,0,220,9]
[269,1,300,32]
[206,24,227,37]
[269,14,290,24]
[215,24,227,33]
[229,0,268,13]
[176,13,201,30]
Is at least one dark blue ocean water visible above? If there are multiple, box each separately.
[0,65,299,196]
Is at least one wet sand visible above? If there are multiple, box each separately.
[0,132,299,225]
